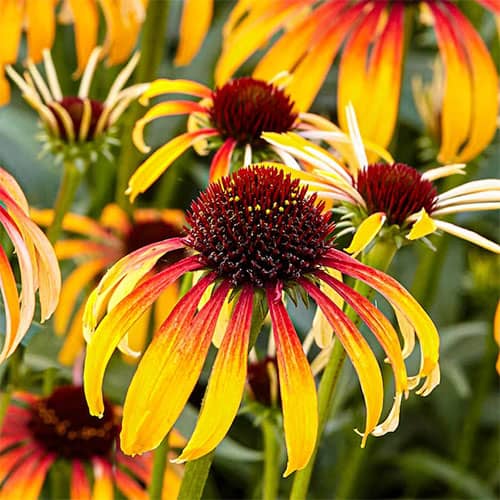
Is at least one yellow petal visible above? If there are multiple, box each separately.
[175,0,213,66]
[0,0,23,64]
[267,287,318,476]
[68,0,99,76]
[126,129,219,202]
[139,79,212,106]
[58,301,86,366]
[26,0,56,63]
[301,278,384,447]
[407,209,437,240]
[345,212,386,256]
[176,286,253,461]
[120,278,229,455]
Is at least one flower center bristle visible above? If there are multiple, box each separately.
[49,96,105,141]
[210,78,297,146]
[185,165,334,287]
[28,386,118,459]
[356,163,438,226]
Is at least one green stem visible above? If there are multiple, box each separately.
[177,451,215,500]
[262,418,280,500]
[149,435,170,499]
[290,239,398,499]
[0,347,24,431]
[115,0,171,212]
[46,159,84,244]
[455,328,497,469]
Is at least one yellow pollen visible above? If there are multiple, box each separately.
[255,204,261,211]
[247,206,252,212]
[234,195,240,202]
[265,209,271,215]
[278,206,284,213]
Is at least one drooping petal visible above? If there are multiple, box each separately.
[266,285,318,476]
[216,0,310,85]
[438,2,498,162]
[0,245,20,359]
[68,0,99,76]
[84,256,202,417]
[0,208,35,363]
[126,129,219,202]
[175,0,213,66]
[70,459,91,500]
[323,249,439,379]
[317,270,408,395]
[344,212,386,256]
[300,278,383,446]
[120,278,230,455]
[26,0,56,63]
[176,286,253,461]
[208,138,237,182]
[0,0,23,65]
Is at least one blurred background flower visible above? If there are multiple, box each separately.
[217,0,499,162]
[0,385,184,498]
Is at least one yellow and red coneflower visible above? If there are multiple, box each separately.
[217,0,499,163]
[263,106,500,255]
[84,164,439,476]
[6,47,146,162]
[128,75,381,201]
[0,385,184,499]
[31,203,184,366]
[0,168,60,364]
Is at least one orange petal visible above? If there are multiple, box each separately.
[120,278,230,455]
[176,286,253,461]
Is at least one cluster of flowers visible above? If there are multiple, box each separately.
[0,0,498,496]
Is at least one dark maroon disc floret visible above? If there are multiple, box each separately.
[28,385,119,460]
[356,163,438,226]
[210,78,297,146]
[185,165,335,288]
[49,96,105,141]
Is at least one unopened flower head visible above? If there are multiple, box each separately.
[263,105,500,256]
[127,74,348,201]
[31,203,185,366]
[0,167,60,364]
[0,386,184,498]
[6,48,147,164]
[217,0,498,163]
[84,164,439,477]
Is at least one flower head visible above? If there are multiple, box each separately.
[31,203,184,366]
[217,0,499,162]
[84,164,439,476]
[127,75,344,201]
[263,106,500,255]
[0,167,60,364]
[6,48,146,164]
[0,386,183,498]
